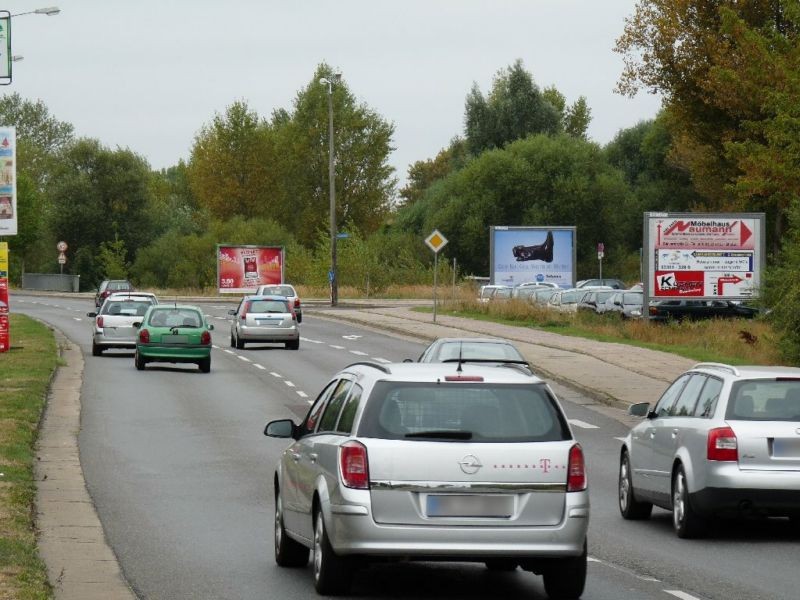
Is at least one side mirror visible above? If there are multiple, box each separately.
[227,309,237,316]
[86,312,97,318]
[208,323,215,331]
[402,358,414,363]
[614,300,622,306]
[627,402,651,418]
[133,322,142,328]
[264,419,297,439]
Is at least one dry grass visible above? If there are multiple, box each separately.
[437,298,784,365]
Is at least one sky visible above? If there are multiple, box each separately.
[5,0,662,188]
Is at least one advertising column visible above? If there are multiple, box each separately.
[0,241,9,352]
[0,126,16,235]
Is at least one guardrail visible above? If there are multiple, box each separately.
[22,273,81,293]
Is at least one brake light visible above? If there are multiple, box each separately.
[649,306,658,316]
[200,331,211,345]
[707,427,738,461]
[241,301,249,320]
[444,375,484,382]
[339,441,369,489]
[96,316,104,328]
[138,328,150,343]
[567,444,587,491]
[290,310,297,321]
[294,298,301,308]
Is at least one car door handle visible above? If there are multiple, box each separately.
[289,451,301,462]
[309,453,318,463]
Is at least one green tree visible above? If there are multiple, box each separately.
[464,60,562,155]
[272,64,396,247]
[46,139,154,288]
[398,138,469,207]
[188,100,280,221]
[97,238,129,279]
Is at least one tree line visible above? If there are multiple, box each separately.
[3,1,800,358]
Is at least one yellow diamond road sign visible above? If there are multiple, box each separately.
[425,229,448,253]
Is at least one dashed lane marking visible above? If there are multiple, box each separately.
[223,349,235,355]
[253,364,266,370]
[373,357,390,363]
[73,317,82,321]
[614,437,626,442]
[329,345,345,350]
[568,419,599,429]
[296,391,308,398]
[284,381,296,388]
[270,372,283,378]
[665,592,703,600]
[300,337,324,344]
[238,355,251,362]
[350,350,368,356]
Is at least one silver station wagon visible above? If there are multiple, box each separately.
[619,362,800,538]
[229,295,299,350]
[265,361,589,598]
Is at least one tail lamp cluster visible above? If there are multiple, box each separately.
[707,427,738,461]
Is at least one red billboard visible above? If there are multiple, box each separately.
[216,245,284,294]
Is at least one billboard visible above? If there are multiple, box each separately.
[490,226,576,288]
[0,126,16,235]
[216,245,284,294]
[643,212,764,301]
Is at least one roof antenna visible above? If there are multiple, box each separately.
[457,341,464,373]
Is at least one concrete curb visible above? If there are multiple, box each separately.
[35,327,137,600]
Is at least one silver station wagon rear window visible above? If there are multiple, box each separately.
[358,382,570,442]
[727,379,800,421]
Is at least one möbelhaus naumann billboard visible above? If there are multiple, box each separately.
[490,226,576,288]
[643,212,765,304]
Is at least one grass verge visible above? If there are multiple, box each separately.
[0,314,57,600]
[422,299,784,365]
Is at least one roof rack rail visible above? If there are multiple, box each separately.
[345,361,392,374]
[692,362,739,376]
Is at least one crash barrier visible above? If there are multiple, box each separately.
[22,273,81,293]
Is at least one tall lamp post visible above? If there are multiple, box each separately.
[11,7,61,17]
[319,72,341,306]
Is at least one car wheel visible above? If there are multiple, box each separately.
[230,333,236,348]
[313,508,352,595]
[235,332,245,350]
[274,491,309,567]
[672,466,704,538]
[198,356,211,373]
[92,342,103,357]
[619,451,652,520]
[297,314,303,324]
[542,539,587,599]
[285,339,300,350]
[484,559,518,572]
[134,350,146,371]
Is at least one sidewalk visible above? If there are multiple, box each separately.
[314,305,695,410]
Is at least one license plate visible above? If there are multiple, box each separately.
[161,334,189,344]
[426,494,513,518]
[256,319,280,326]
[773,438,800,458]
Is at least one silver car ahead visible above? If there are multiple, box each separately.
[229,295,299,350]
[87,293,158,356]
[265,362,589,597]
[619,362,800,538]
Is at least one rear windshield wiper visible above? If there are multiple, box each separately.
[441,358,529,365]
[404,430,473,440]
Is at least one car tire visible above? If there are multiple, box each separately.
[672,466,704,538]
[235,333,245,350]
[313,508,352,595]
[134,350,146,371]
[542,539,587,600]
[484,559,518,572]
[92,342,103,357]
[297,314,303,324]
[198,357,211,373]
[230,333,236,348]
[619,451,652,520]
[274,491,309,567]
[286,339,300,350]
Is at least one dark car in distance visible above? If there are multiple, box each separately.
[95,279,134,308]
[649,299,759,322]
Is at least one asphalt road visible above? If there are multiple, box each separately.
[13,293,800,600]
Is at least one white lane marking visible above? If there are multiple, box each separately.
[373,357,390,363]
[329,345,345,350]
[223,349,235,355]
[284,381,296,388]
[665,592,702,600]
[212,305,227,309]
[72,317,82,321]
[212,345,220,349]
[296,391,308,398]
[587,555,660,582]
[342,334,362,340]
[253,364,266,370]
[349,350,368,356]
[614,437,626,442]
[307,400,314,404]
[214,316,226,320]
[587,557,601,563]
[300,337,324,344]
[568,419,599,429]
[238,355,251,363]
[270,372,283,378]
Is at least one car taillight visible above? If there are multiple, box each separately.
[96,316,104,328]
[707,427,738,461]
[339,441,369,489]
[200,331,211,345]
[567,444,587,491]
[444,375,484,382]
[649,306,658,316]
[294,298,300,308]
[290,310,297,321]
[138,328,150,343]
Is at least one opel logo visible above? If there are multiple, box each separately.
[459,454,482,475]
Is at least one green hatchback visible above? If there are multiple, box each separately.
[134,305,214,372]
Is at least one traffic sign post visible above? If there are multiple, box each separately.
[425,230,448,323]
[597,242,604,279]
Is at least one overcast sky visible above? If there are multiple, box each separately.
[5,0,661,188]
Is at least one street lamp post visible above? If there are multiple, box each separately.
[319,72,341,307]
[10,7,60,17]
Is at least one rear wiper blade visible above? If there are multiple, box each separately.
[404,430,473,440]
[441,358,529,365]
